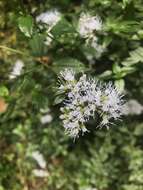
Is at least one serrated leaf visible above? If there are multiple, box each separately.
[122,47,143,66]
[53,58,86,73]
[105,17,138,34]
[18,15,33,37]
[121,66,136,74]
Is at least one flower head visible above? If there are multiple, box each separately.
[101,83,124,119]
[78,13,102,39]
[36,9,61,29]
[36,10,61,47]
[58,69,124,138]
[77,12,104,57]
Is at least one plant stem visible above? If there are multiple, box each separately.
[0,45,27,55]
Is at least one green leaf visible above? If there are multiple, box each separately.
[105,17,138,34]
[112,63,121,74]
[29,34,47,56]
[113,66,136,79]
[99,70,112,79]
[121,66,136,74]
[115,79,125,91]
[0,85,9,97]
[134,123,143,136]
[51,18,75,37]
[18,15,33,37]
[122,47,143,66]
[53,58,86,73]
[54,95,65,105]
[122,0,131,9]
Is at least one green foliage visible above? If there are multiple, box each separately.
[29,34,47,56]
[122,47,143,66]
[0,0,143,190]
[0,86,9,97]
[18,15,34,38]
[53,57,86,73]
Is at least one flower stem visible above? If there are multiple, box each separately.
[0,45,27,55]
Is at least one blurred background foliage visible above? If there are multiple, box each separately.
[0,0,143,190]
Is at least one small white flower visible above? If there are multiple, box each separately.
[36,9,61,29]
[32,151,46,169]
[40,114,53,124]
[32,169,49,177]
[78,13,102,38]
[9,60,24,79]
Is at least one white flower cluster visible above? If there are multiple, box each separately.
[59,69,124,138]
[78,13,102,38]
[77,12,105,57]
[36,9,61,46]
[36,9,61,29]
